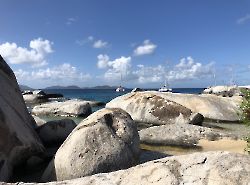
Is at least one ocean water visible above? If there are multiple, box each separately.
[43,88,205,104]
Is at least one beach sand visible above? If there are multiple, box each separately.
[141,139,248,156]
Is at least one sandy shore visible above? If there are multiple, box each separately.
[141,138,248,156]
[198,139,248,154]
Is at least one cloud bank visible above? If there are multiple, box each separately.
[97,55,214,84]
[0,38,53,67]
[14,63,91,85]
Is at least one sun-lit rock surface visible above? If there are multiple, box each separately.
[41,108,140,181]
[7,151,250,185]
[32,99,92,117]
[106,92,203,126]
[146,91,243,121]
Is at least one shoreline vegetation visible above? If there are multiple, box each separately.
[240,88,250,153]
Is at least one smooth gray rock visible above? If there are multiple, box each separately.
[139,123,236,147]
[32,99,92,117]
[9,151,250,185]
[41,108,140,181]
[36,119,77,146]
[106,92,203,126]
[0,55,44,181]
[144,91,243,121]
[23,94,48,104]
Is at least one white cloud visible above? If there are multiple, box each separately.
[237,14,250,24]
[76,36,109,48]
[93,40,108,49]
[66,17,77,25]
[76,36,94,46]
[97,55,214,84]
[97,54,110,68]
[0,38,53,67]
[168,57,214,81]
[97,54,132,81]
[133,65,165,83]
[134,40,157,56]
[14,63,91,84]
[14,69,30,79]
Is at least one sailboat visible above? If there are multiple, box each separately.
[115,72,125,92]
[159,78,172,92]
[116,85,125,92]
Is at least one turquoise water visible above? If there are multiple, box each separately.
[43,88,205,104]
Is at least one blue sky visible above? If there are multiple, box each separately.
[0,0,250,88]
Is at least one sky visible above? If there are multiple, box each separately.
[0,0,250,88]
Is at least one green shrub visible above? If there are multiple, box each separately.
[241,89,250,154]
[245,136,250,154]
[240,89,250,125]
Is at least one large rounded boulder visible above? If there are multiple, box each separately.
[36,119,77,146]
[106,92,203,126]
[41,108,140,181]
[149,91,243,121]
[0,55,44,181]
[32,99,92,117]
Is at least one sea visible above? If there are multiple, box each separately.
[43,88,205,104]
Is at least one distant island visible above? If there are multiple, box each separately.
[44,85,82,90]
[19,84,124,90]
[84,85,120,89]
[45,85,121,89]
[19,84,34,91]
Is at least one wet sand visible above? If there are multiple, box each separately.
[198,139,248,154]
[141,138,248,156]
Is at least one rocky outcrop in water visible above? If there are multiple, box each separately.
[7,151,250,185]
[23,90,63,104]
[32,99,92,117]
[41,108,140,181]
[23,94,49,104]
[0,55,44,181]
[106,92,203,126]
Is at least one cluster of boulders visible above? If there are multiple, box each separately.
[203,85,243,97]
[1,55,250,185]
[106,91,243,147]
[22,90,63,104]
